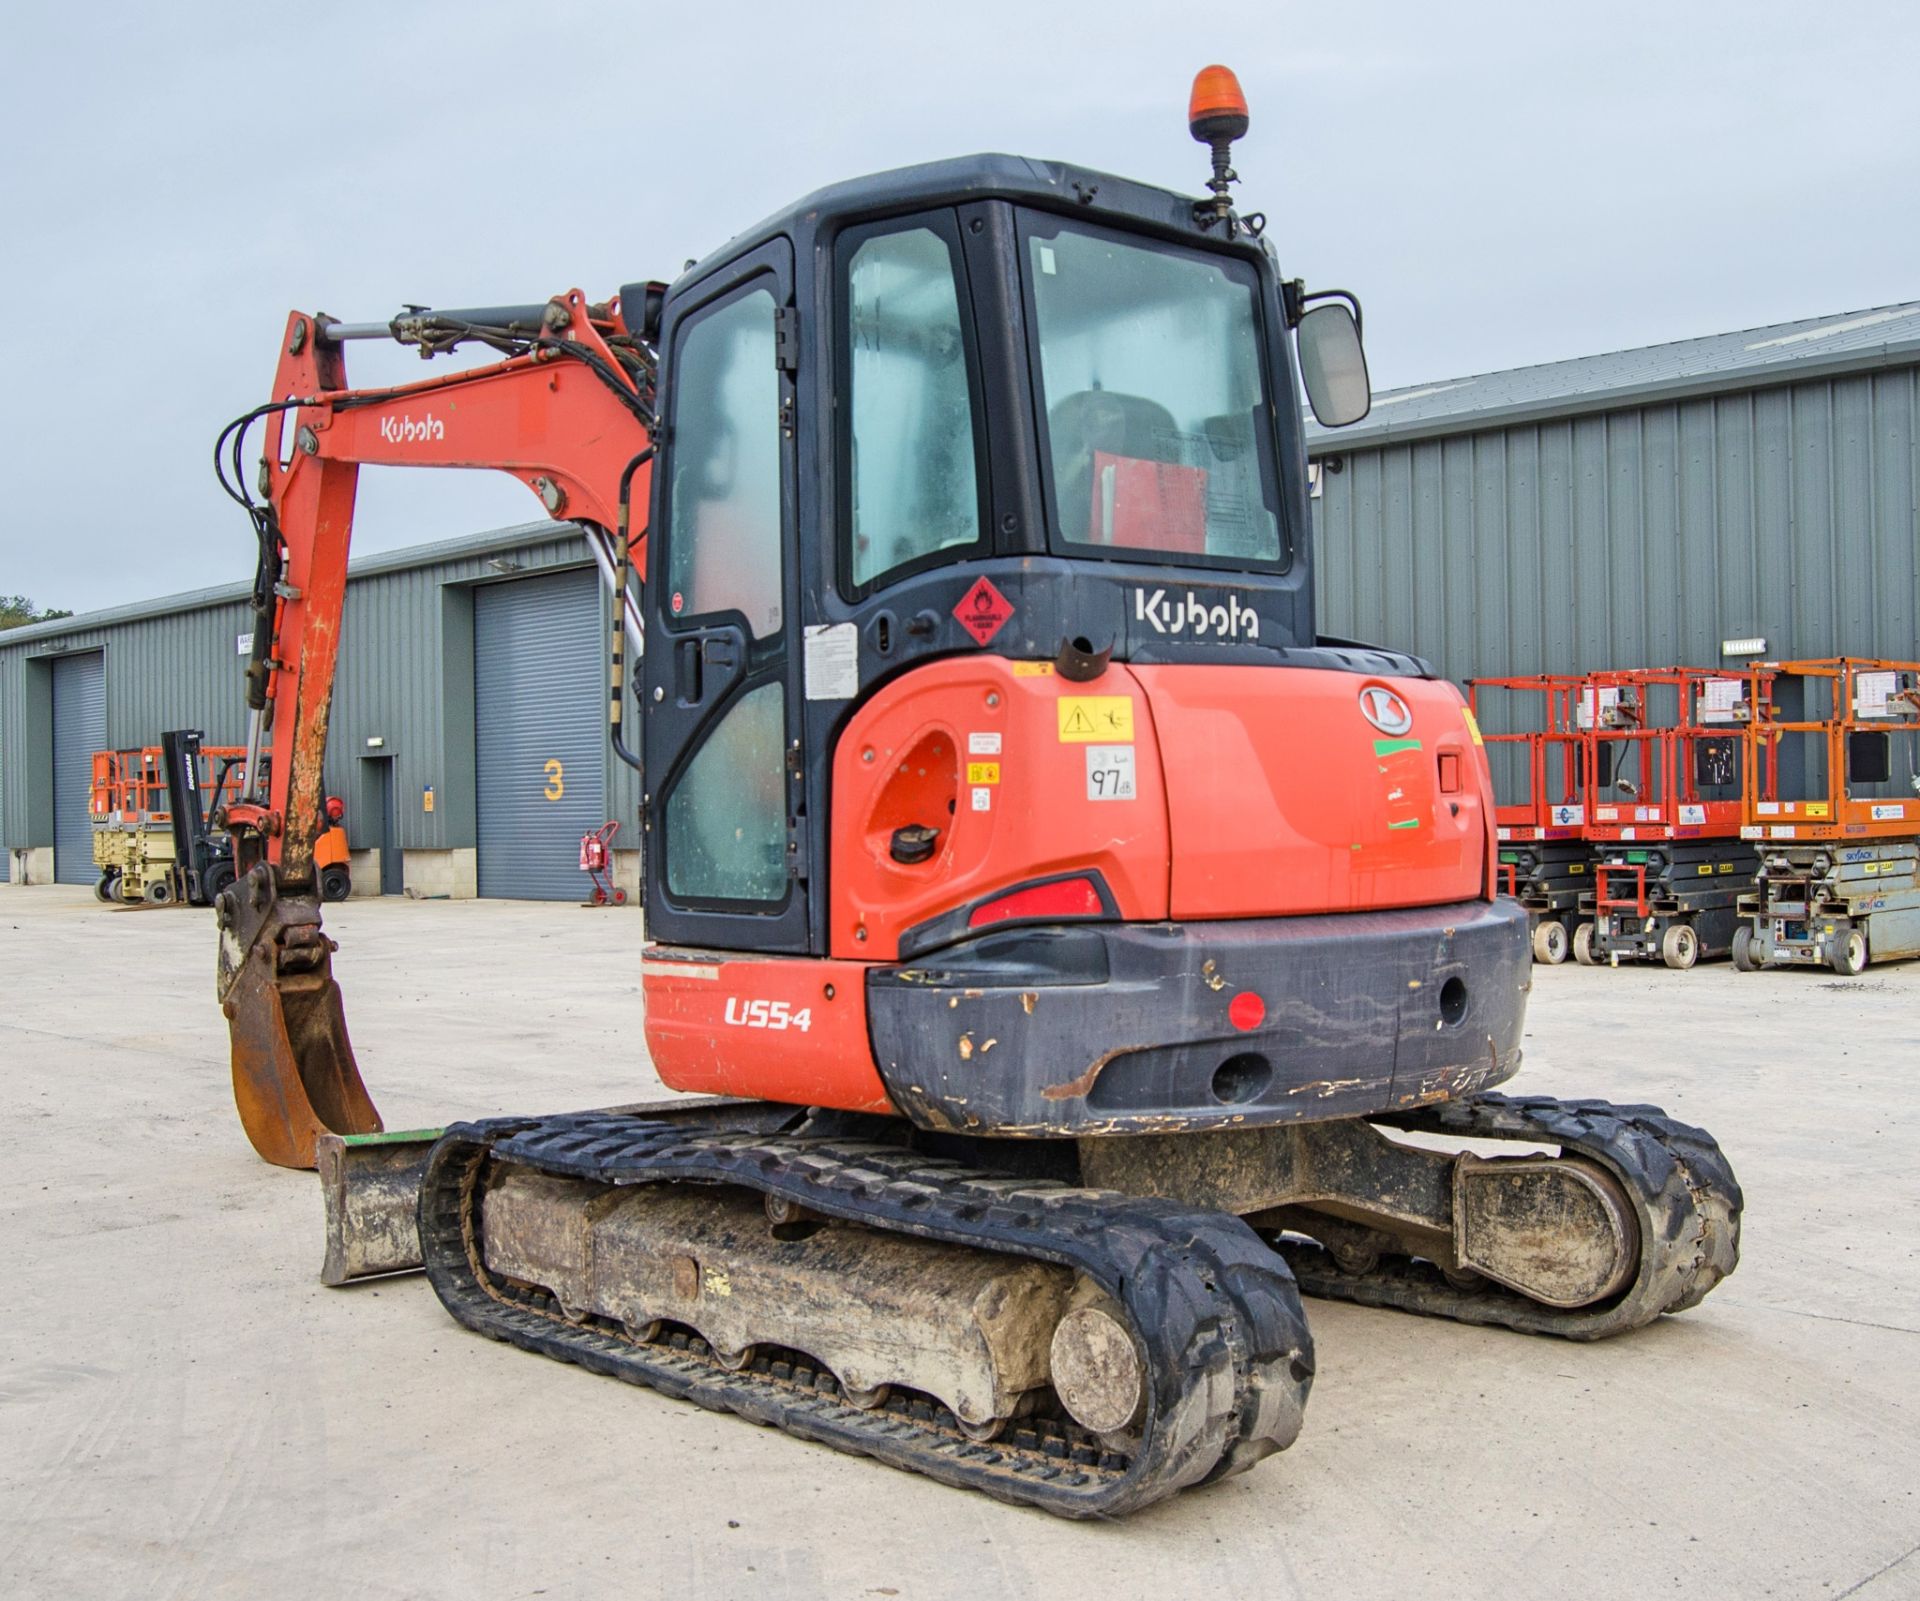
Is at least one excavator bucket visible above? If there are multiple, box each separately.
[217,864,382,1168]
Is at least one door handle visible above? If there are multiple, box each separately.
[675,638,703,706]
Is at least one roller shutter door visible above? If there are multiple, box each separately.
[52,652,105,885]
[474,568,604,899]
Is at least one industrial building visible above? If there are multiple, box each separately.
[1309,301,1920,680]
[0,525,640,897]
[5,303,1916,897]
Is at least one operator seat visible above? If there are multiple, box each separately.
[1047,389,1180,544]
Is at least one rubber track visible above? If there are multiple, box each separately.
[1278,1092,1743,1340]
[419,1112,1315,1519]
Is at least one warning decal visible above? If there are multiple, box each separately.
[953,578,1015,646]
[1057,696,1134,743]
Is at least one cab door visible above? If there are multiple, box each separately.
[642,238,810,953]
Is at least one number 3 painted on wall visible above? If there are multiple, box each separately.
[543,759,565,801]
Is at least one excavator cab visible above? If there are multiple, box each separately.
[630,155,1523,1132]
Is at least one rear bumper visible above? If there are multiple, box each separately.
[867,898,1529,1137]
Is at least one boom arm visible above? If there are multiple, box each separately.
[216,288,656,1167]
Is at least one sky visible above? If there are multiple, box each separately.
[4,0,1918,615]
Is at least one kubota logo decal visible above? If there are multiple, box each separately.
[378,411,446,445]
[1132,587,1259,640]
[1359,686,1414,736]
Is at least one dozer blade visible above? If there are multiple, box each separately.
[217,864,381,1169]
[318,1099,807,1285]
[318,1129,441,1284]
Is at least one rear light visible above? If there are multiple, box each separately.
[967,875,1105,930]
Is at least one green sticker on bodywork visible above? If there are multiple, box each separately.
[1373,737,1422,757]
[1387,818,1421,830]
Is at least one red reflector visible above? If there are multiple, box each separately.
[1228,992,1266,1032]
[967,876,1104,930]
[1438,752,1462,794]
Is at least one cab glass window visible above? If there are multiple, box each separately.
[1024,217,1283,566]
[842,220,985,592]
[664,285,784,637]
[664,679,788,904]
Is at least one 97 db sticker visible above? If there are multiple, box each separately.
[1086,745,1136,801]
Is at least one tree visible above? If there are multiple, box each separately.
[0,595,73,630]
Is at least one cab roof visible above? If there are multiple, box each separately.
[671,152,1245,296]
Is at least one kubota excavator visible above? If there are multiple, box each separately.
[212,69,1741,1518]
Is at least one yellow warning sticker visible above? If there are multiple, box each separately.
[1462,708,1485,746]
[1057,696,1134,743]
[1806,802,1831,818]
[967,762,1001,785]
[1011,662,1055,677]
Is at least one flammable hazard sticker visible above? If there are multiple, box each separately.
[953,578,1015,646]
[1057,696,1134,742]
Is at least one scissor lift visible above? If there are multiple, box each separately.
[89,742,250,905]
[1469,674,1593,963]
[1734,658,1920,974]
[1576,667,1773,969]
[89,747,178,902]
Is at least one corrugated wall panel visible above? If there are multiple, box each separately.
[2,529,643,870]
[51,652,105,884]
[1315,366,1920,686]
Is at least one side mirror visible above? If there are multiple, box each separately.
[1297,302,1371,428]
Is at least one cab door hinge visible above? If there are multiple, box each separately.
[773,306,800,371]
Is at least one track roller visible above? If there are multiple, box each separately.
[419,1112,1315,1518]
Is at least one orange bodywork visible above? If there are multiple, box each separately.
[314,824,350,870]
[830,657,1492,963]
[643,953,892,1112]
[830,658,1171,959]
[1137,666,1490,917]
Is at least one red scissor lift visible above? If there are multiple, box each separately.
[1468,674,1593,963]
[1576,666,1775,969]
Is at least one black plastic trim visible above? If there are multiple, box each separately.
[897,868,1119,959]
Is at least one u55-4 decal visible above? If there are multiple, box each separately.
[724,997,813,1032]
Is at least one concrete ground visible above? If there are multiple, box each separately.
[2,886,1916,1601]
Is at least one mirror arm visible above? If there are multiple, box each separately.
[1287,284,1364,339]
